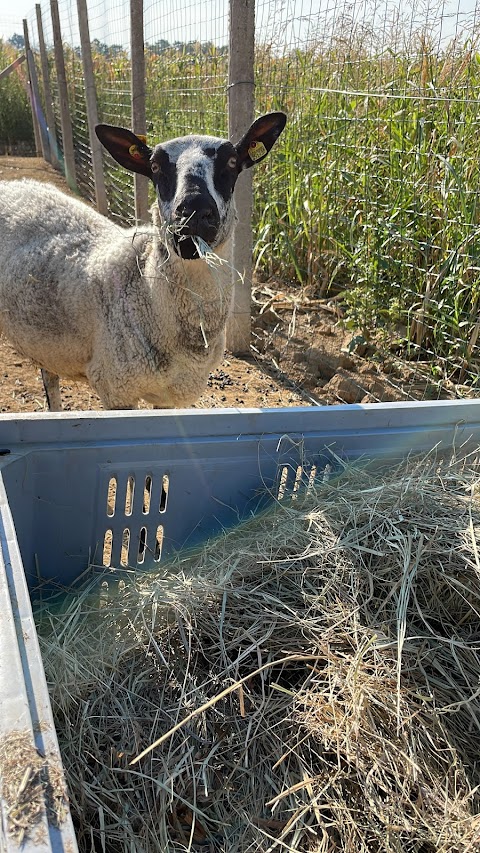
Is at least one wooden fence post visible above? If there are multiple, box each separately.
[50,0,77,191]
[36,3,60,170]
[27,47,50,159]
[76,0,108,214]
[227,0,255,355]
[22,20,43,158]
[130,0,148,224]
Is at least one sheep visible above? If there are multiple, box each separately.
[0,112,286,410]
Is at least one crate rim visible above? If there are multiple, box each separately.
[1,399,480,450]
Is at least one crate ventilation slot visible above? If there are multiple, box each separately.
[276,463,322,500]
[102,473,168,567]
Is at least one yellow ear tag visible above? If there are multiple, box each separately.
[248,140,267,161]
[129,144,143,160]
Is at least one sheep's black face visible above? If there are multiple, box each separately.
[149,138,240,259]
[95,113,287,259]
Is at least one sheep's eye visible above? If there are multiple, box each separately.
[151,162,161,174]
[227,156,237,169]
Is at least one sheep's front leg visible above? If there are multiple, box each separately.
[41,368,62,411]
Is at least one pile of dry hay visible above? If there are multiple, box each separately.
[34,452,480,852]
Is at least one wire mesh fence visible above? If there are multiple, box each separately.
[3,0,480,404]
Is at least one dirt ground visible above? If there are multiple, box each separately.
[0,156,427,413]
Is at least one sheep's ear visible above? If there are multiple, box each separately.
[234,112,287,170]
[95,124,153,178]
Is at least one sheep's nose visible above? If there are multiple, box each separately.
[173,198,219,239]
[196,207,217,226]
[178,206,215,227]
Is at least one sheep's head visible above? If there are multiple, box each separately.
[95,113,287,260]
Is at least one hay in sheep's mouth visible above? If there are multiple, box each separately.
[173,232,202,259]
[34,451,480,852]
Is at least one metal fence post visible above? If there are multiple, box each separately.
[36,3,60,170]
[130,0,148,224]
[227,0,255,355]
[50,0,78,192]
[76,0,108,214]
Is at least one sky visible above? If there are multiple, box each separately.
[0,0,479,50]
[0,3,31,41]
[0,0,229,45]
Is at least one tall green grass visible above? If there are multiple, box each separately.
[0,41,34,148]
[253,38,480,376]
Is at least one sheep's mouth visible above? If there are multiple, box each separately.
[172,228,220,260]
[170,212,220,260]
[172,234,204,260]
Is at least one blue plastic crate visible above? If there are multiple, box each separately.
[2,400,480,851]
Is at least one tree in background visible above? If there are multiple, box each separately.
[8,33,25,50]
